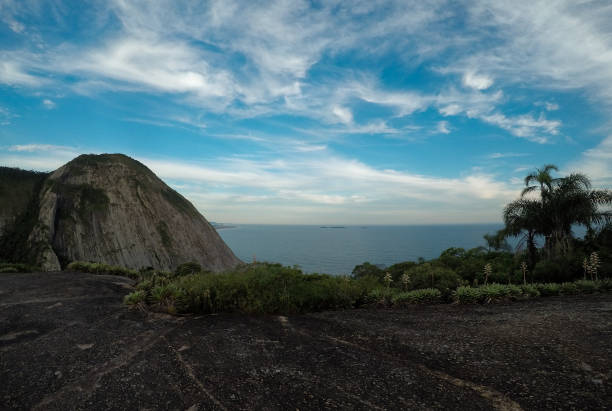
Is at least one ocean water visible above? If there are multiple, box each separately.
[218,224,506,275]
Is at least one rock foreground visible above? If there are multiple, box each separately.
[1,272,611,410]
[0,154,240,271]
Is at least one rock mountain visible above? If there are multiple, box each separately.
[0,154,241,272]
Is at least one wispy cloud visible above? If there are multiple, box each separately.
[487,152,530,159]
[478,113,560,143]
[0,106,15,125]
[462,1,612,101]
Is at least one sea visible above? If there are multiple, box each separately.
[217,224,507,275]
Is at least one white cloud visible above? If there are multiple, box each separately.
[42,99,56,109]
[436,120,450,134]
[487,152,529,159]
[463,1,612,101]
[71,37,236,102]
[336,121,401,135]
[350,84,429,116]
[478,112,560,143]
[8,20,24,33]
[8,144,74,153]
[545,102,559,111]
[0,0,595,144]
[462,71,493,90]
[1,144,84,171]
[439,104,462,116]
[332,106,353,125]
[0,61,44,86]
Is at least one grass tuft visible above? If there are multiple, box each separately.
[66,261,139,279]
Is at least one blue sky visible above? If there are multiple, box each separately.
[1,0,612,224]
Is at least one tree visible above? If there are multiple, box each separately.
[503,198,543,269]
[521,164,559,198]
[504,165,612,265]
[542,173,612,257]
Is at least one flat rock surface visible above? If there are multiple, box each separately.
[1,272,611,410]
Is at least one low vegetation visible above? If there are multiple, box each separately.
[66,261,139,279]
[0,262,40,273]
[124,263,376,315]
[119,259,612,314]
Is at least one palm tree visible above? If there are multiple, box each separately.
[521,164,559,199]
[544,173,612,256]
[504,198,544,269]
[504,165,612,264]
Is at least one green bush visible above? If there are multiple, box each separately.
[560,282,578,295]
[0,262,39,273]
[532,257,582,283]
[520,284,540,298]
[175,262,202,277]
[455,283,523,304]
[403,263,463,296]
[364,288,395,306]
[454,286,484,304]
[437,247,517,284]
[124,290,146,305]
[351,262,385,281]
[134,263,369,315]
[392,288,441,305]
[535,283,561,296]
[574,280,599,293]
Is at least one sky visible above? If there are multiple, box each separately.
[1,0,612,224]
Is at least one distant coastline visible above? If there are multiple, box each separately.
[210,222,236,230]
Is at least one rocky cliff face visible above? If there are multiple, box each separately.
[0,167,47,237]
[3,154,241,272]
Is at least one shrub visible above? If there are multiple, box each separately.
[66,261,139,279]
[392,288,441,305]
[574,280,599,293]
[124,290,146,305]
[560,282,578,295]
[138,263,370,315]
[351,262,384,281]
[363,288,395,306]
[454,286,483,304]
[455,283,525,304]
[535,283,561,296]
[403,263,463,296]
[479,283,522,301]
[520,284,540,298]
[598,279,612,291]
[175,262,202,277]
[0,262,39,273]
[532,257,582,283]
[386,261,418,283]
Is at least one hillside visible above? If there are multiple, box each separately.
[0,154,241,272]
